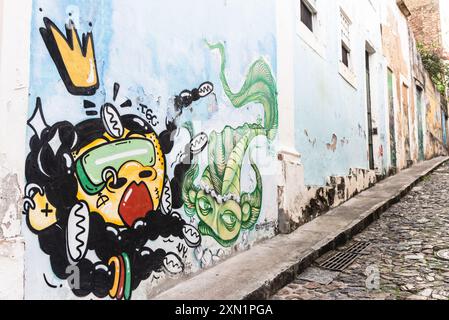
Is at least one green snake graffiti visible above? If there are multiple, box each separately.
[182,42,278,247]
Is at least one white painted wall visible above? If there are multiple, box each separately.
[0,0,32,300]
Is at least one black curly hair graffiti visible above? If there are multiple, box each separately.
[24,99,202,299]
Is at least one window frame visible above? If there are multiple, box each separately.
[296,0,324,58]
[338,7,357,89]
[339,8,352,69]
[341,41,350,67]
[300,0,315,32]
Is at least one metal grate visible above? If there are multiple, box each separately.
[319,252,358,272]
[320,242,371,271]
[344,241,371,255]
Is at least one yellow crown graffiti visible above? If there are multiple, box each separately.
[40,18,99,96]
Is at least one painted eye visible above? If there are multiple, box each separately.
[108,178,127,189]
[198,197,212,216]
[138,168,157,181]
[139,170,153,178]
[221,211,237,231]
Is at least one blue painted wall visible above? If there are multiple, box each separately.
[293,1,383,186]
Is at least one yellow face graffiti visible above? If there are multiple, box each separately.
[73,129,166,227]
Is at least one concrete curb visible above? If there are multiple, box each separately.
[153,156,449,300]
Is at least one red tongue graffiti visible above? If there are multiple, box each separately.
[119,182,153,227]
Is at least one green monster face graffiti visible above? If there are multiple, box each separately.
[184,126,264,247]
[196,193,243,244]
[183,42,278,247]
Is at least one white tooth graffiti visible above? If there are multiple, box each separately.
[163,253,184,274]
[182,224,201,248]
[101,104,124,138]
[161,179,172,215]
[66,201,90,264]
[190,132,209,155]
[198,82,214,98]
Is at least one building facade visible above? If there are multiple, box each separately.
[0,0,447,299]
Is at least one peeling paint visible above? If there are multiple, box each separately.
[0,155,22,240]
[381,3,448,171]
[297,168,377,225]
[340,137,349,147]
[378,145,384,158]
[304,129,317,147]
[326,134,338,152]
[0,174,22,239]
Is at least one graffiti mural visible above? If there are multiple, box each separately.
[24,17,212,300]
[40,17,99,96]
[25,0,278,300]
[182,42,278,247]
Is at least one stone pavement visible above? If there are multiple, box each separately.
[154,156,448,300]
[273,162,449,300]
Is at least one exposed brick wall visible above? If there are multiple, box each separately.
[405,0,442,48]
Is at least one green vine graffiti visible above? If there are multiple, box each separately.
[182,42,278,247]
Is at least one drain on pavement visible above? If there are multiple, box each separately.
[320,241,371,272]
[319,252,359,271]
[344,241,371,255]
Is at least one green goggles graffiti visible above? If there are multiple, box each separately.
[76,139,156,195]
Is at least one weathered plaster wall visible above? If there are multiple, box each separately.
[0,0,32,299]
[381,0,447,169]
[24,0,279,300]
[282,0,384,228]
[297,168,376,226]
[423,72,446,159]
[380,0,415,171]
[294,0,385,186]
[281,0,447,232]
[405,0,448,160]
[275,0,305,234]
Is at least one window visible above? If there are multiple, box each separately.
[340,9,352,68]
[296,0,324,58]
[301,0,314,32]
[341,42,350,67]
[338,8,356,88]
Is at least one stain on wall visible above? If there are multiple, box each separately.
[382,2,447,169]
[326,134,338,152]
[382,7,413,170]
[0,152,22,240]
[299,168,376,225]
[0,171,22,240]
[424,77,446,159]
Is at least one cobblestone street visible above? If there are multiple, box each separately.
[273,163,449,300]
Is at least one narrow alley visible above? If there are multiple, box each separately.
[273,162,449,300]
[2,0,449,307]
